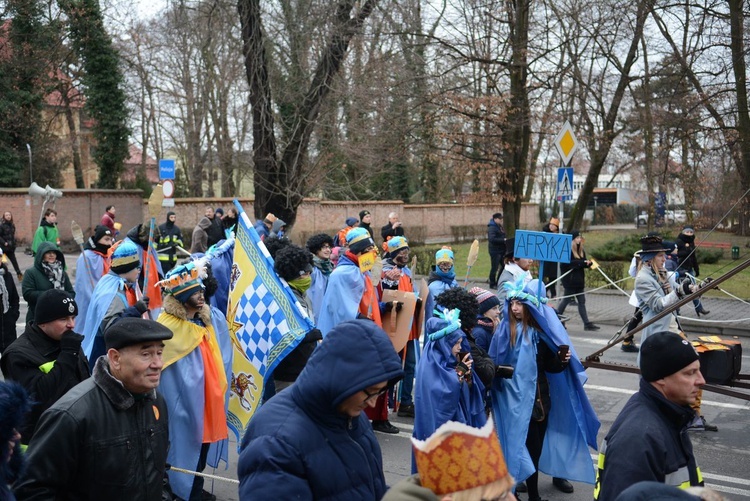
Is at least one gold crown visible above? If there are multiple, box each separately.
[412,417,513,496]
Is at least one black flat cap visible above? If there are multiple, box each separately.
[104,317,174,350]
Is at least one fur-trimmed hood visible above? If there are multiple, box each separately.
[162,294,212,325]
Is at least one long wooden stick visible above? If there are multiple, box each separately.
[141,186,164,312]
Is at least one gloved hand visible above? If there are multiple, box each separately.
[699,277,718,290]
[456,361,471,379]
[678,278,695,297]
[60,330,84,352]
[135,298,150,314]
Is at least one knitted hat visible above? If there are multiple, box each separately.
[640,331,699,382]
[359,210,370,221]
[215,208,224,216]
[435,246,454,265]
[387,236,409,255]
[35,289,78,325]
[492,212,503,220]
[570,230,581,240]
[469,287,501,315]
[682,225,695,233]
[89,225,112,246]
[345,216,358,227]
[158,259,206,303]
[105,317,174,351]
[346,227,375,255]
[110,241,141,274]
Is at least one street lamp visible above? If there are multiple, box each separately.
[26,143,32,184]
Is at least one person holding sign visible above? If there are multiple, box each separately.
[556,231,600,331]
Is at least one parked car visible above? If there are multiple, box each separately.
[635,210,676,226]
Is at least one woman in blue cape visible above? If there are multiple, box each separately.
[489,278,600,500]
[413,308,486,464]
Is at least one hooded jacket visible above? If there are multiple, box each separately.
[238,320,404,500]
[191,217,212,253]
[31,219,59,255]
[21,242,74,323]
[675,232,699,276]
[487,219,506,254]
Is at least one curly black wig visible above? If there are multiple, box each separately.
[435,287,479,332]
[263,235,291,260]
[274,244,313,282]
[202,262,219,301]
[306,233,334,255]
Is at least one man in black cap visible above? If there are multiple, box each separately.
[594,332,706,501]
[487,212,506,289]
[1,289,89,445]
[13,318,174,500]
[359,210,374,238]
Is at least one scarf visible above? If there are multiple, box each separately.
[435,266,456,282]
[313,255,333,276]
[42,261,64,289]
[289,276,312,294]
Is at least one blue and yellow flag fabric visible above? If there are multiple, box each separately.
[225,201,315,442]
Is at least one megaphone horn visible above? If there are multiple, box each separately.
[44,185,63,199]
[28,182,47,197]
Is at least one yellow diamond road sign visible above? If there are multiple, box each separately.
[554,121,578,165]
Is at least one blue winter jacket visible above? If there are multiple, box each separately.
[238,320,404,500]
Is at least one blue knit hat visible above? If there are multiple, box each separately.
[111,241,141,274]
[346,227,374,254]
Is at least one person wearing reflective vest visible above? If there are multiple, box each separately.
[158,211,184,274]
[0,290,89,445]
[594,332,705,501]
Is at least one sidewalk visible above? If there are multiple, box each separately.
[12,250,750,338]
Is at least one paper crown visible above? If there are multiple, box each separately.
[412,416,513,496]
[157,258,207,302]
[387,236,408,253]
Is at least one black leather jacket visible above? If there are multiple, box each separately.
[13,356,171,500]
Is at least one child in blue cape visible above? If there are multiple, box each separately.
[413,308,487,466]
[490,278,600,501]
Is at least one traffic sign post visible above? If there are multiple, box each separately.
[159,159,175,180]
[159,159,176,208]
[557,167,574,202]
[553,121,579,234]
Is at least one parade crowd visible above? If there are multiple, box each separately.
[0,205,728,501]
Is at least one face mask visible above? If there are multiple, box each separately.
[289,276,312,294]
[359,249,378,273]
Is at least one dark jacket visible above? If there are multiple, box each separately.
[0,322,90,443]
[12,356,170,500]
[206,216,224,248]
[157,216,183,265]
[238,320,404,500]
[0,220,17,251]
[675,234,699,276]
[273,289,322,383]
[0,265,20,354]
[465,331,496,391]
[190,218,211,253]
[560,245,590,290]
[380,222,404,242]
[360,222,374,239]
[594,379,702,501]
[487,219,506,254]
[21,242,75,324]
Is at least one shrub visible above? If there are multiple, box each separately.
[408,246,442,275]
[585,261,626,290]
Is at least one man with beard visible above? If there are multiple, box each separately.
[74,225,113,335]
[158,212,184,274]
[157,260,230,501]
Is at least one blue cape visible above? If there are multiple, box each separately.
[195,237,235,316]
[160,307,233,500]
[81,271,134,361]
[489,288,600,485]
[74,250,106,336]
[316,255,365,336]
[306,267,328,322]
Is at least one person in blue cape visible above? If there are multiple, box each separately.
[427,247,458,298]
[238,320,404,500]
[74,225,113,336]
[489,278,600,501]
[413,308,487,456]
[81,241,150,364]
[156,258,231,501]
[305,233,334,321]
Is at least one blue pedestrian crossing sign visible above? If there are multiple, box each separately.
[557,167,573,201]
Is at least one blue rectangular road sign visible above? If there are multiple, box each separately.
[556,167,573,201]
[159,159,175,180]
[514,230,571,263]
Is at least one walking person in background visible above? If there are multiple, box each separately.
[74,225,113,336]
[0,248,20,354]
[556,231,600,331]
[487,213,506,290]
[675,226,709,316]
[540,217,560,298]
[31,209,59,255]
[100,205,116,236]
[0,211,23,279]
[157,211,183,274]
[21,242,74,325]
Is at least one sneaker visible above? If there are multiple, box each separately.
[700,416,718,432]
[584,323,601,331]
[372,420,399,434]
[687,414,704,431]
[397,404,415,418]
[552,477,575,493]
[621,341,639,353]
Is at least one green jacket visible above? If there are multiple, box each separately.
[31,220,59,254]
[22,242,74,323]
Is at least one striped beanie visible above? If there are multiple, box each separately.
[469,287,501,315]
[346,227,375,255]
[435,247,454,265]
[111,241,141,274]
